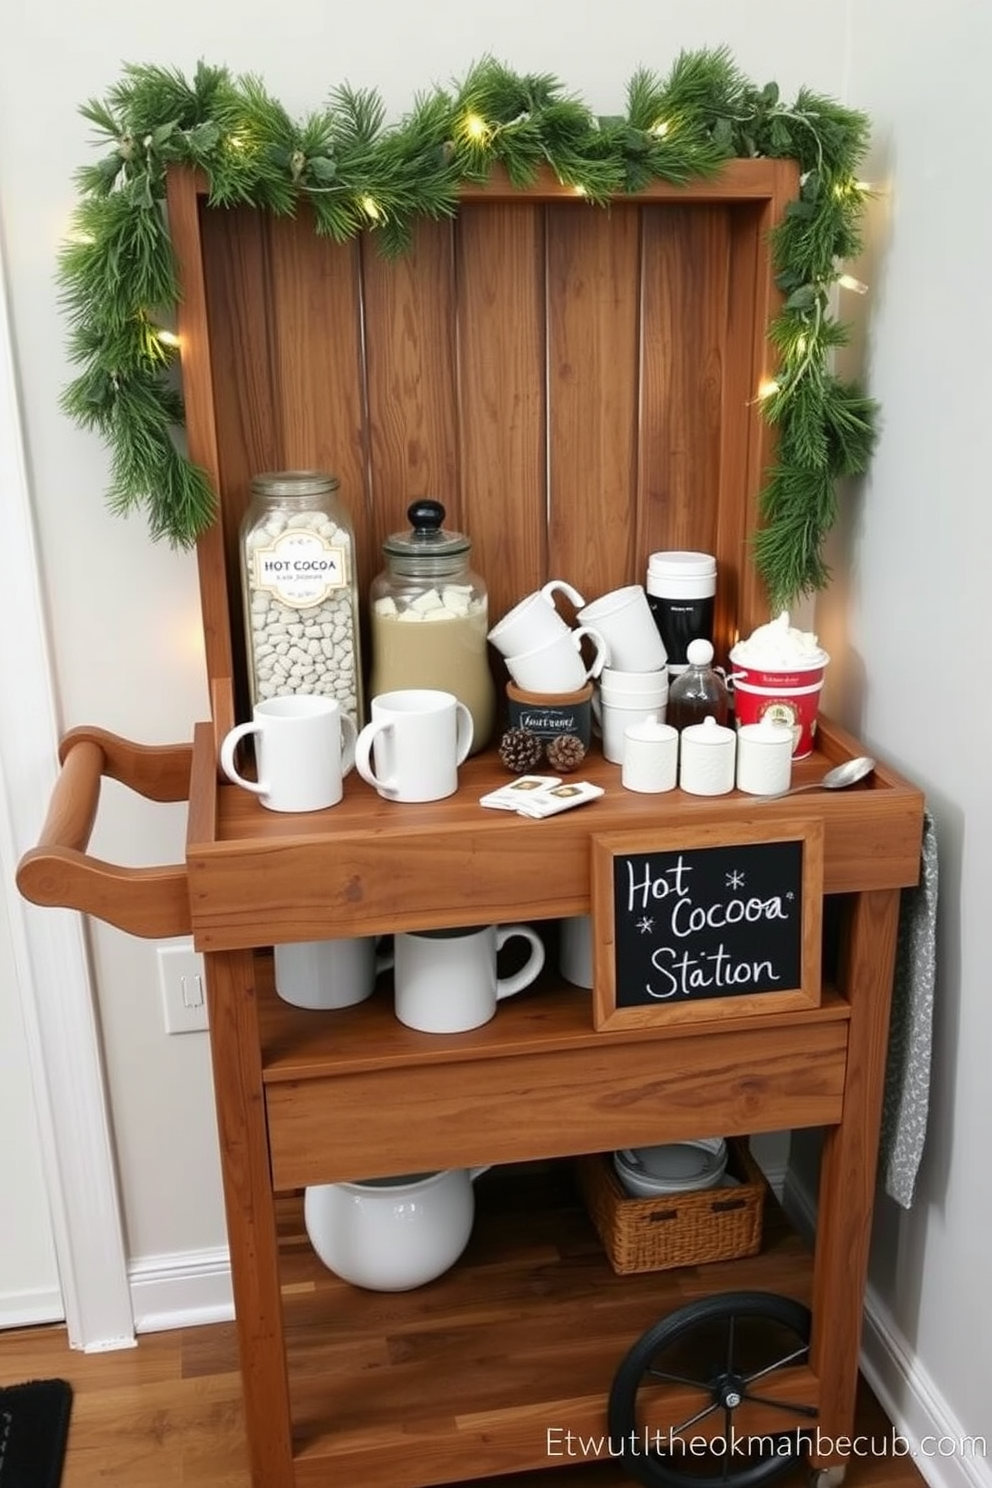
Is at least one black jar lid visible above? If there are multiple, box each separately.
[382,499,471,560]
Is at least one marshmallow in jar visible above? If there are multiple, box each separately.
[240,471,363,722]
[678,715,736,796]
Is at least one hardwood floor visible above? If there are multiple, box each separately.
[2,1316,929,1488]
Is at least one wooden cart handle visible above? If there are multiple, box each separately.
[16,726,193,939]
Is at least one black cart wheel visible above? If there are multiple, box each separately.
[609,1291,815,1488]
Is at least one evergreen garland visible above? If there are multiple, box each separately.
[59,49,876,608]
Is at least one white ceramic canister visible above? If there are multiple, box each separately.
[735,719,794,796]
[678,715,736,796]
[621,716,679,794]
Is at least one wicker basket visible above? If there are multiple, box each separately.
[576,1138,767,1276]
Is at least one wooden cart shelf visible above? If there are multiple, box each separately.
[18,158,927,1488]
[276,1165,819,1488]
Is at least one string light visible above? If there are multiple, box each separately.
[461,112,490,144]
[154,328,181,348]
[360,195,382,222]
[651,119,671,138]
[837,273,869,295]
[757,378,780,401]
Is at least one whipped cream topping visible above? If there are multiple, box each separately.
[731,611,828,668]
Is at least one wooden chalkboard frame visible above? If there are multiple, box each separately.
[591,818,824,1031]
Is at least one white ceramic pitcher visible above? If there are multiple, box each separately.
[304,1165,491,1291]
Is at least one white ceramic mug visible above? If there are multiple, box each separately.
[274,937,394,1010]
[487,578,586,658]
[592,693,668,764]
[504,625,608,694]
[219,695,357,812]
[599,665,670,697]
[577,585,668,672]
[356,689,473,802]
[622,718,679,793]
[735,720,794,796]
[394,923,545,1033]
[559,915,593,990]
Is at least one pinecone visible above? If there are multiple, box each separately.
[498,726,544,774]
[545,733,586,773]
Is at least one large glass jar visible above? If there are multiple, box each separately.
[240,471,363,723]
[369,500,495,753]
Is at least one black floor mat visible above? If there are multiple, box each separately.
[0,1379,73,1488]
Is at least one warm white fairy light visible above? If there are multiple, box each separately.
[462,112,489,143]
[651,119,671,138]
[837,273,869,295]
[757,378,780,401]
[360,195,382,221]
[155,328,181,348]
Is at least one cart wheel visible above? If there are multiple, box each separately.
[809,1467,847,1488]
[609,1291,815,1488]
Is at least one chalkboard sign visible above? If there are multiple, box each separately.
[591,819,823,1030]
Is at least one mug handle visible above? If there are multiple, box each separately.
[354,718,396,795]
[454,701,474,764]
[541,577,586,610]
[572,624,610,680]
[340,713,358,776]
[219,721,266,797]
[494,924,546,1001]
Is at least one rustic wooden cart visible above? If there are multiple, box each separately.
[18,162,925,1488]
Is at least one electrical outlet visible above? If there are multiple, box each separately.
[157,941,209,1034]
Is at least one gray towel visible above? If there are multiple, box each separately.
[879,809,938,1208]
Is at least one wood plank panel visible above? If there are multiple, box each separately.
[199,205,283,717]
[166,169,235,724]
[361,217,460,559]
[545,203,641,599]
[455,203,547,626]
[264,1020,846,1188]
[266,215,373,584]
[733,165,799,641]
[637,206,729,568]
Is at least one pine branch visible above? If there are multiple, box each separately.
[58,52,879,571]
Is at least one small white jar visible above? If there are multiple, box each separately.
[736,719,794,796]
[622,716,679,793]
[679,715,736,795]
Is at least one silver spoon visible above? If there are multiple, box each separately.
[760,755,876,800]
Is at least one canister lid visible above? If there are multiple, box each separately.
[681,715,735,744]
[251,470,339,497]
[647,550,717,578]
[382,500,471,559]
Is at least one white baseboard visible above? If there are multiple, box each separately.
[128,1246,234,1334]
[782,1170,991,1488]
[0,1284,64,1330]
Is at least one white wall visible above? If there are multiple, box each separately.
[0,0,987,1466]
[814,0,992,1458]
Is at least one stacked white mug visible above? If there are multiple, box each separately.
[488,579,607,693]
[576,584,670,762]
